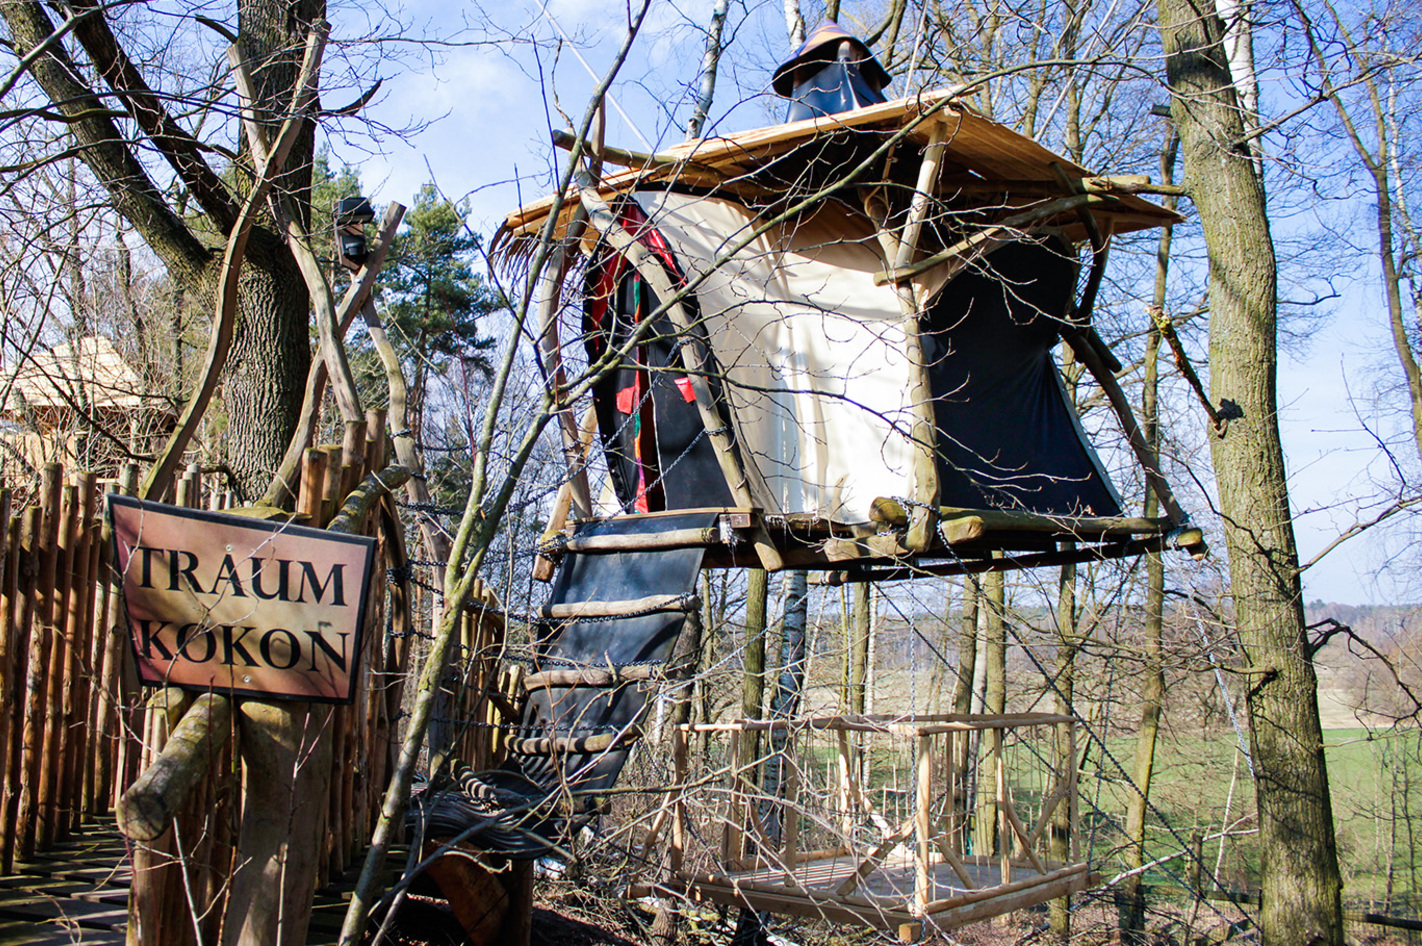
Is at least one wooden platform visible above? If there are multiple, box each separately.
[0,819,398,945]
[0,822,128,945]
[538,505,1204,582]
[666,854,1095,942]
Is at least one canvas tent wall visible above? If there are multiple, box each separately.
[583,189,1122,523]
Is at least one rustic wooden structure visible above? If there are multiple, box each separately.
[0,423,515,943]
[497,86,1207,583]
[0,336,174,481]
[471,81,1206,941]
[633,713,1093,942]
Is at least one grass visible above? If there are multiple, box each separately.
[1079,724,1422,910]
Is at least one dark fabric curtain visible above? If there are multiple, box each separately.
[924,238,1122,516]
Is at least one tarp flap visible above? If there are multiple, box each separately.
[925,240,1123,515]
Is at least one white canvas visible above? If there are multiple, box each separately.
[632,190,925,522]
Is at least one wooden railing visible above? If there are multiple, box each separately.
[648,713,1091,943]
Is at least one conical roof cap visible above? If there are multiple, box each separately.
[772,21,891,97]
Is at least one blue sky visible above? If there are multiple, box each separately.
[325,0,1418,606]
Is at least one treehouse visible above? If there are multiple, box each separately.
[411,29,1201,946]
[0,335,174,481]
[494,37,1203,581]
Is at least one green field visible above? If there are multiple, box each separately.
[1082,724,1422,910]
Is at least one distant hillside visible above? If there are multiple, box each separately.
[1305,602,1422,642]
[1305,602,1422,729]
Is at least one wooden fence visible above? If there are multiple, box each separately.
[0,414,512,944]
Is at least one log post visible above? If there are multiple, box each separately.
[118,694,234,842]
[63,472,98,834]
[126,687,196,946]
[915,733,933,911]
[863,122,949,552]
[222,459,407,946]
[0,493,16,873]
[39,475,76,848]
[108,463,143,810]
[222,449,334,946]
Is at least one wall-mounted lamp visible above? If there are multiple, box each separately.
[335,195,376,272]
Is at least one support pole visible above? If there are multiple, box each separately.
[862,121,949,551]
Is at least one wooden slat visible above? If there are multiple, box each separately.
[553,527,721,554]
[540,593,700,620]
[507,726,642,756]
[522,665,660,689]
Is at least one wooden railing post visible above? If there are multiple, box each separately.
[915,733,933,910]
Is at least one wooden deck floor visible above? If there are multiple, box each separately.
[0,822,128,945]
[0,820,389,945]
[673,851,1093,941]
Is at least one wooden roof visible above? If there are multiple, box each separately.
[1,335,165,415]
[495,87,1180,253]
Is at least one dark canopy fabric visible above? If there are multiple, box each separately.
[924,238,1122,517]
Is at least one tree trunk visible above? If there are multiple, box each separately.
[951,577,979,718]
[1158,1,1344,941]
[222,0,324,500]
[686,0,731,139]
[1049,558,1077,942]
[217,230,313,500]
[848,583,870,717]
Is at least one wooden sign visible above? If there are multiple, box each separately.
[108,494,376,703]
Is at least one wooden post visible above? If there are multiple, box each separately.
[1068,722,1079,863]
[916,733,933,911]
[222,447,369,946]
[995,728,1010,885]
[19,466,61,857]
[127,687,198,946]
[108,463,143,810]
[0,493,17,873]
[119,694,234,842]
[38,473,75,848]
[10,503,44,864]
[671,725,687,879]
[783,752,800,886]
[864,123,949,552]
[82,475,108,817]
[63,472,98,833]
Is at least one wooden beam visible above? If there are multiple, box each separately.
[506,727,641,756]
[1063,331,1192,529]
[870,498,1174,536]
[552,527,722,554]
[540,592,700,620]
[862,122,949,552]
[874,194,1119,287]
[117,694,233,842]
[523,665,661,689]
[813,535,1198,584]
